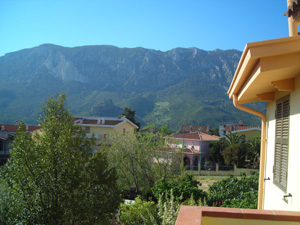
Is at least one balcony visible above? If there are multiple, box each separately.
[175,206,300,225]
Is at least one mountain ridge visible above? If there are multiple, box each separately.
[0,44,264,130]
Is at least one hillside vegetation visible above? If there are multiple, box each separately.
[0,44,264,129]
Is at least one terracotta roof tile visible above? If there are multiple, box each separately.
[226,125,261,131]
[82,119,98,125]
[0,124,41,132]
[172,132,220,141]
[180,125,209,133]
[104,120,122,125]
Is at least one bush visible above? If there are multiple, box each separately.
[153,174,207,203]
[119,196,159,225]
[207,171,258,208]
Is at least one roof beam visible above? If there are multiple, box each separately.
[271,78,295,91]
[257,92,275,101]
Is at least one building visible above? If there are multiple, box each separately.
[176,1,300,224]
[218,122,235,138]
[219,121,261,138]
[231,127,261,140]
[0,124,41,166]
[73,116,138,145]
[170,132,220,170]
[179,125,209,134]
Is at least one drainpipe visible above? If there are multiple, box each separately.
[287,0,298,36]
[233,94,267,210]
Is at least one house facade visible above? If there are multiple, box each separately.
[73,116,138,146]
[176,1,300,224]
[227,1,300,211]
[0,124,41,166]
[179,125,209,134]
[230,127,261,140]
[170,132,220,169]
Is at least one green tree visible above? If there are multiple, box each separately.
[158,125,174,135]
[209,127,219,136]
[209,140,225,164]
[222,133,246,167]
[0,94,121,225]
[208,171,258,209]
[119,196,159,225]
[105,132,179,195]
[246,136,261,165]
[122,107,141,128]
[152,174,207,203]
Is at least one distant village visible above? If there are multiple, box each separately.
[0,117,261,172]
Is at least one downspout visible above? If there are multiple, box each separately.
[233,94,267,210]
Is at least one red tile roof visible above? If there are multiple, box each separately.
[82,119,98,125]
[172,132,220,141]
[175,206,300,225]
[104,120,122,125]
[180,125,209,133]
[0,124,41,132]
[226,125,260,131]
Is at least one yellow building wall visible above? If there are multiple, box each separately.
[202,217,299,225]
[113,122,135,135]
[263,75,300,211]
[79,121,136,145]
[235,129,261,140]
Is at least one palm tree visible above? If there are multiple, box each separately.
[222,133,246,166]
[246,136,261,164]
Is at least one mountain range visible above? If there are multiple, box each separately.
[0,44,264,130]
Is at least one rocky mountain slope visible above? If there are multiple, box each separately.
[0,44,264,129]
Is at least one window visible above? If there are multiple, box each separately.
[85,126,90,133]
[273,95,290,192]
[123,128,126,135]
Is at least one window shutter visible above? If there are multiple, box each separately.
[273,95,289,192]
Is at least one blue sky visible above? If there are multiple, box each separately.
[0,0,288,56]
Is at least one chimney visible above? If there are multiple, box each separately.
[1,125,4,131]
[25,125,29,131]
[286,0,299,36]
[15,120,18,125]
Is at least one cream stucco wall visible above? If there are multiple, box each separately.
[78,121,136,146]
[263,75,300,211]
[202,217,299,225]
[234,129,261,140]
[113,122,135,134]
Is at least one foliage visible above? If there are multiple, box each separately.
[209,140,225,164]
[157,190,180,225]
[158,125,174,135]
[120,189,183,225]
[222,191,258,209]
[209,127,219,136]
[119,196,159,225]
[122,107,141,128]
[246,136,261,164]
[222,133,247,167]
[0,94,121,224]
[105,132,180,195]
[208,171,259,209]
[152,174,207,203]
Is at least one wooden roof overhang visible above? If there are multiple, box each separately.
[228,35,300,104]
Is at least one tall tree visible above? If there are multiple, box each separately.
[0,94,121,225]
[122,107,141,128]
[222,133,246,167]
[246,136,261,164]
[105,132,179,195]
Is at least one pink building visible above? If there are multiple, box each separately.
[171,132,220,170]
